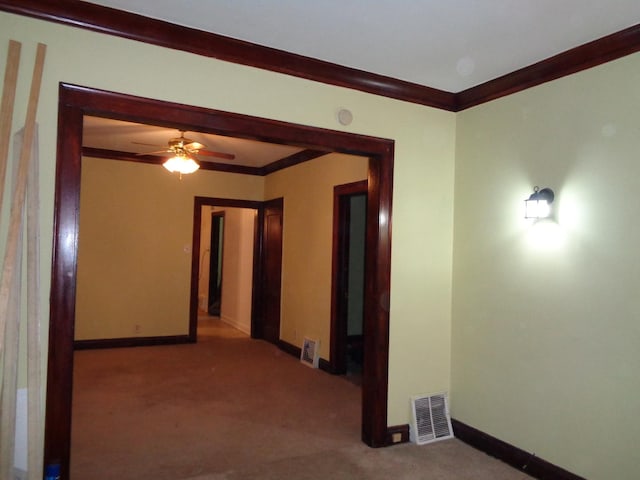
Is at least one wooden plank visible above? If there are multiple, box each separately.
[0,41,46,366]
[0,42,46,479]
[0,40,22,480]
[1,267,22,479]
[27,125,42,480]
[0,40,21,214]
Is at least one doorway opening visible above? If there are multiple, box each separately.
[190,197,262,340]
[208,212,225,316]
[46,84,394,475]
[331,180,368,381]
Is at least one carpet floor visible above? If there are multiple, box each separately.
[71,317,529,479]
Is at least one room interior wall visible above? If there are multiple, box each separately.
[264,153,368,358]
[12,7,638,479]
[2,10,456,438]
[451,52,640,480]
[75,157,263,340]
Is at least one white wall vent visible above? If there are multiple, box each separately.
[410,392,454,445]
[300,337,319,368]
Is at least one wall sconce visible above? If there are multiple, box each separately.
[524,186,554,219]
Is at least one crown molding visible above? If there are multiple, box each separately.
[81,146,328,176]
[1,0,639,111]
[456,22,640,110]
[0,0,456,110]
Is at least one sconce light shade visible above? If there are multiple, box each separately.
[163,154,200,175]
[524,186,554,219]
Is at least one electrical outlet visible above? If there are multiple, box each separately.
[134,324,141,334]
[392,432,402,443]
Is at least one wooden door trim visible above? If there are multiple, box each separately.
[259,197,284,344]
[47,83,393,476]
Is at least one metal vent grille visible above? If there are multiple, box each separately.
[410,392,454,445]
[300,337,319,368]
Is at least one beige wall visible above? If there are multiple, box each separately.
[265,153,368,358]
[218,207,255,334]
[452,52,640,480]
[75,157,263,340]
[2,10,456,436]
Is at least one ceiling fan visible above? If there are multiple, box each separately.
[135,131,235,175]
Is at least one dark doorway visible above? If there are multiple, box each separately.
[331,180,368,377]
[261,198,284,345]
[208,212,225,316]
[47,84,394,477]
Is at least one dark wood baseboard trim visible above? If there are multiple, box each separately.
[451,419,586,480]
[386,424,410,446]
[74,334,192,350]
[276,338,300,357]
[277,339,331,373]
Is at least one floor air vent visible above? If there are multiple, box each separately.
[300,337,319,368]
[410,392,454,445]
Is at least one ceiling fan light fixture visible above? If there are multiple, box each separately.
[163,153,200,175]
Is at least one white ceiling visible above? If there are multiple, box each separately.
[84,0,640,92]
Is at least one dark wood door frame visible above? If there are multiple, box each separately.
[48,83,394,477]
[260,198,284,345]
[330,180,368,375]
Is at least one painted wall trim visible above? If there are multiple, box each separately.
[3,0,638,111]
[451,419,587,480]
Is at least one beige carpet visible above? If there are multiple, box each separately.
[71,317,529,479]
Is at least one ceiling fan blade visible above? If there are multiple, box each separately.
[136,149,170,156]
[185,141,206,151]
[197,149,235,160]
[132,141,164,147]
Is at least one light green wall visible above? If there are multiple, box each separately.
[264,153,368,359]
[75,157,263,340]
[452,53,640,479]
[1,10,456,437]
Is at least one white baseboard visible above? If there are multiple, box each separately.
[220,315,251,335]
